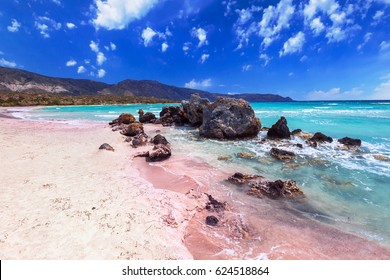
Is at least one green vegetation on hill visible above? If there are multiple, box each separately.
[0,92,176,107]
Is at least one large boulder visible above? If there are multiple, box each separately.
[199,97,261,139]
[109,113,136,126]
[182,94,211,126]
[151,134,169,146]
[148,144,172,162]
[158,106,188,126]
[338,137,361,147]
[122,122,144,136]
[139,112,157,123]
[270,148,295,161]
[267,116,290,139]
[310,132,333,143]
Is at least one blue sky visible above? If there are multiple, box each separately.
[1,0,390,100]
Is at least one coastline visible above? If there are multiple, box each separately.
[1,109,390,259]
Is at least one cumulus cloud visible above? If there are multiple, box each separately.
[97,52,106,65]
[92,0,159,30]
[90,40,100,52]
[306,87,363,100]
[0,58,17,68]
[7,19,21,32]
[259,53,271,66]
[141,27,157,46]
[310,17,325,35]
[77,66,86,74]
[303,0,339,21]
[35,16,62,38]
[66,22,76,29]
[200,54,209,63]
[184,78,212,89]
[97,69,106,78]
[279,32,305,56]
[66,59,77,67]
[161,42,168,53]
[110,42,117,50]
[182,42,191,54]
[191,27,208,48]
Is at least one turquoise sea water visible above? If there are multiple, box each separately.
[13,101,390,245]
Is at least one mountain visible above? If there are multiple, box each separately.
[0,67,293,102]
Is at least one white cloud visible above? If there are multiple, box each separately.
[0,58,17,68]
[371,78,390,100]
[184,78,212,89]
[77,66,86,74]
[89,40,99,52]
[35,16,61,38]
[161,42,168,53]
[200,53,209,63]
[182,42,191,53]
[357,32,372,50]
[141,27,157,46]
[306,87,363,100]
[242,64,252,72]
[92,0,158,30]
[7,19,21,32]
[66,22,76,29]
[35,22,50,38]
[303,0,340,21]
[236,8,253,25]
[279,32,305,56]
[96,52,106,65]
[110,42,116,50]
[52,0,61,5]
[191,27,208,48]
[259,53,271,66]
[310,17,325,35]
[380,41,390,53]
[66,59,77,67]
[97,69,106,78]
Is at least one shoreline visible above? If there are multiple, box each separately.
[1,111,390,259]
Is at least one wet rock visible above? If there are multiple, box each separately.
[131,133,148,148]
[205,194,227,212]
[205,215,219,226]
[122,122,144,137]
[227,172,262,185]
[310,132,333,143]
[148,144,171,162]
[109,113,136,126]
[236,152,256,159]
[338,137,361,147]
[295,143,303,148]
[134,151,150,158]
[270,148,295,161]
[291,129,302,135]
[217,155,232,161]
[267,116,290,139]
[373,155,390,161]
[159,106,188,126]
[151,134,169,146]
[182,94,211,126]
[139,112,157,123]
[99,143,115,152]
[199,97,261,139]
[295,131,313,139]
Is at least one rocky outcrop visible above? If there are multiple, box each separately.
[291,129,302,135]
[338,137,361,147]
[131,133,148,148]
[99,143,115,152]
[148,144,172,161]
[109,113,136,126]
[227,172,303,200]
[157,106,188,126]
[182,94,210,126]
[310,132,333,143]
[122,122,144,137]
[139,110,157,123]
[199,97,261,139]
[151,134,169,146]
[267,116,290,139]
[270,148,296,161]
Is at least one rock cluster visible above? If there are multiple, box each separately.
[182,94,210,126]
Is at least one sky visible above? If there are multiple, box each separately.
[0,0,390,100]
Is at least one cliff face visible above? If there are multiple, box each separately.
[0,67,293,102]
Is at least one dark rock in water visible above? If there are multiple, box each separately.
[338,137,361,147]
[138,109,144,117]
[151,134,169,146]
[148,144,171,161]
[199,97,261,139]
[205,215,219,226]
[228,172,262,185]
[236,152,256,159]
[159,106,188,126]
[205,194,227,212]
[291,129,302,135]
[139,112,157,123]
[310,132,333,143]
[270,148,295,161]
[99,143,115,152]
[109,113,136,126]
[295,143,303,148]
[182,94,211,126]
[122,122,144,137]
[267,116,290,139]
[132,133,148,148]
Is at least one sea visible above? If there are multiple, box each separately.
[10,101,390,248]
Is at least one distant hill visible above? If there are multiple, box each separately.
[0,67,293,102]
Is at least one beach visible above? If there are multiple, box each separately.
[1,108,390,260]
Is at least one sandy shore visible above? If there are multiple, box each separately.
[1,109,390,260]
[0,114,204,259]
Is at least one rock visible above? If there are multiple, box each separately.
[139,112,157,123]
[236,152,256,159]
[205,215,219,226]
[295,131,313,139]
[310,132,333,143]
[267,116,291,139]
[270,148,295,161]
[148,144,172,162]
[338,137,361,147]
[99,143,114,152]
[182,94,211,126]
[373,155,390,161]
[199,97,261,139]
[205,194,227,212]
[134,151,150,158]
[109,113,136,126]
[295,143,303,148]
[131,133,148,148]
[227,172,262,185]
[151,134,169,146]
[138,109,144,117]
[159,106,188,126]
[291,129,302,135]
[122,122,144,137]
[217,155,232,161]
